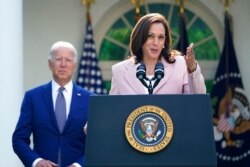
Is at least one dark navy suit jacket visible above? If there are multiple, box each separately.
[12,82,93,167]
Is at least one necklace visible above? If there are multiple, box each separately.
[146,66,155,75]
[146,69,154,75]
[144,60,158,75]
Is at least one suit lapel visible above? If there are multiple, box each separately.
[41,82,59,131]
[124,60,146,94]
[153,58,175,93]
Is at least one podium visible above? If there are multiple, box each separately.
[85,94,217,167]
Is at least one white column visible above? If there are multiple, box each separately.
[0,0,23,166]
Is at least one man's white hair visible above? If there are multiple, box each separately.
[49,41,78,62]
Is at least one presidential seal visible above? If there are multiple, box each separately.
[125,105,173,153]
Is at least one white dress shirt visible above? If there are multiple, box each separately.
[32,80,81,167]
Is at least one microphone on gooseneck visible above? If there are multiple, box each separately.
[136,62,148,89]
[153,62,164,89]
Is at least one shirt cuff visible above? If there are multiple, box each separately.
[32,158,43,167]
[73,162,81,167]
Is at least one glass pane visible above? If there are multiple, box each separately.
[170,6,180,35]
[124,6,146,26]
[99,39,126,60]
[107,19,131,45]
[171,34,178,48]
[124,11,137,27]
[194,38,220,60]
[188,18,213,44]
[100,3,220,61]
[171,7,195,40]
[184,8,195,24]
[148,3,170,17]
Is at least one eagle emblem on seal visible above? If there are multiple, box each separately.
[139,117,161,142]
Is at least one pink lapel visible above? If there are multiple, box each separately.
[153,58,175,93]
[123,59,147,94]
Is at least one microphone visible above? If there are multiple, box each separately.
[136,62,148,89]
[153,62,164,89]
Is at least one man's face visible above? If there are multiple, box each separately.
[49,47,76,85]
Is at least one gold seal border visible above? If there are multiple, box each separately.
[125,105,174,153]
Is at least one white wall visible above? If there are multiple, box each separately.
[23,0,118,90]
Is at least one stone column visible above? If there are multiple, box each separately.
[0,0,23,166]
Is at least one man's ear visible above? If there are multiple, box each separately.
[48,60,52,71]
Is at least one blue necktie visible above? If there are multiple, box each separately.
[55,87,66,133]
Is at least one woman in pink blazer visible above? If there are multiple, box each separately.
[109,13,206,95]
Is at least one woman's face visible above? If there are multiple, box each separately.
[142,22,165,61]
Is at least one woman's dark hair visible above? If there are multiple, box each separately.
[129,13,175,64]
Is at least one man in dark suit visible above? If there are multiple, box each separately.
[12,41,92,167]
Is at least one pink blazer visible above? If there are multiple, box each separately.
[109,56,206,95]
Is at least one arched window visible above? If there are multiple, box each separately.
[94,1,223,92]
